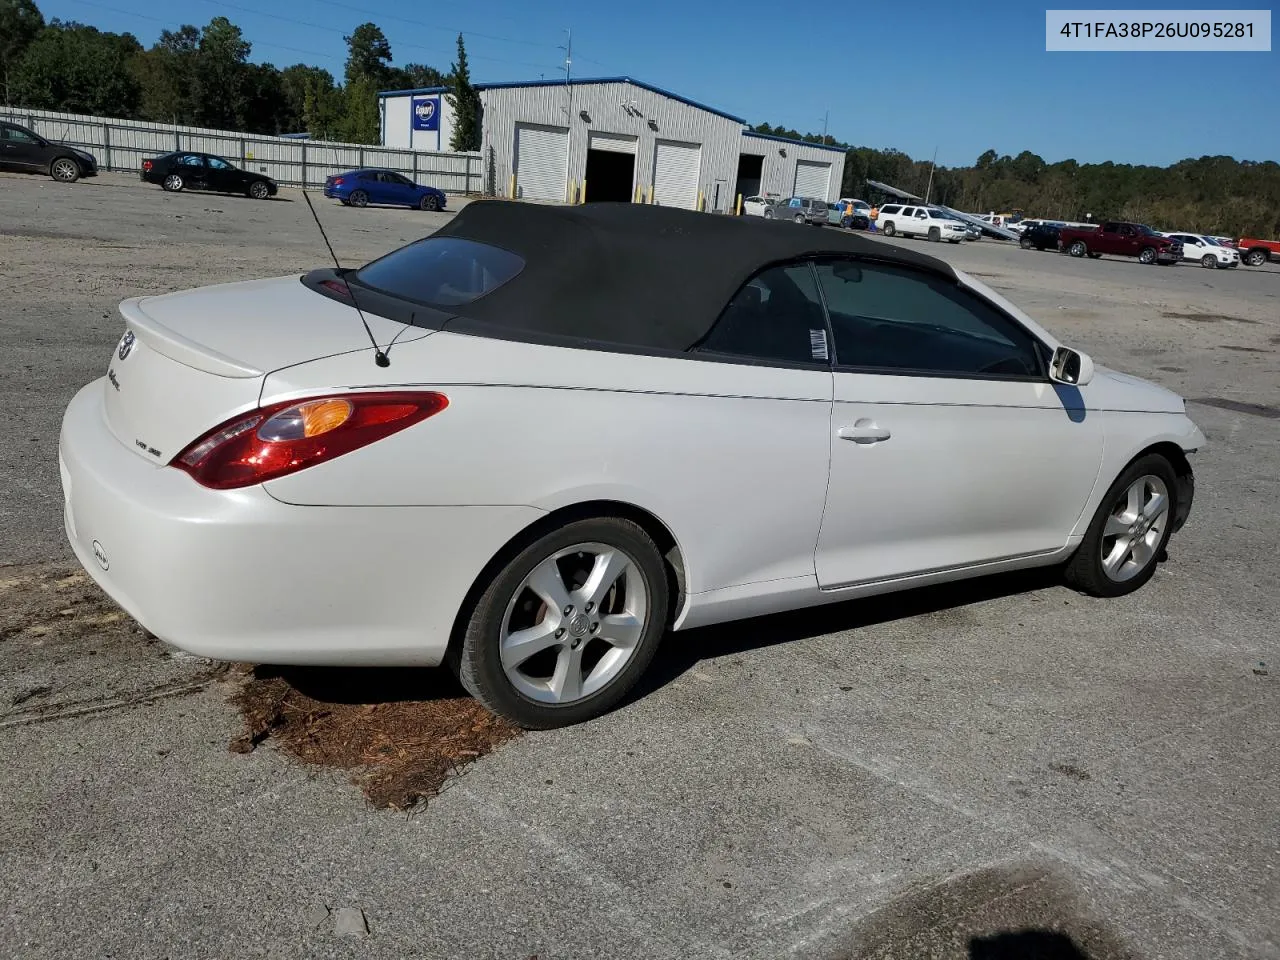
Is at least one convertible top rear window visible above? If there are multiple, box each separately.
[354,236,525,307]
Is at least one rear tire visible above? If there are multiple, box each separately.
[1243,249,1267,266]
[50,157,81,183]
[349,189,369,208]
[1064,454,1179,598]
[162,173,184,192]
[454,516,670,729]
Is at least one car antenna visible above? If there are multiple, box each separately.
[301,189,390,368]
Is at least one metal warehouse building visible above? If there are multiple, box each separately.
[379,77,846,212]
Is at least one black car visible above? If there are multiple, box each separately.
[1020,222,1062,251]
[140,151,278,199]
[841,213,871,230]
[0,120,99,183]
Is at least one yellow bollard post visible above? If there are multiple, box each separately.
[736,193,743,216]
[509,174,516,199]
[581,179,587,204]
[648,185,654,204]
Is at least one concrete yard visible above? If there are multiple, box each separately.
[2,171,1278,959]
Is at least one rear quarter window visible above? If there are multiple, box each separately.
[354,236,525,307]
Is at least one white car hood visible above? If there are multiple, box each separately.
[120,275,432,377]
[1088,366,1187,413]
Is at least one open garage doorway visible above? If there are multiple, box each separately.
[735,153,763,203]
[585,132,638,202]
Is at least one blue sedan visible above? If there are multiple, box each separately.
[323,169,447,211]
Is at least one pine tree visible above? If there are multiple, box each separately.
[446,33,481,152]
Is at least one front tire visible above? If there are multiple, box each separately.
[455,516,670,729]
[1139,246,1157,264]
[419,193,441,211]
[1069,240,1088,257]
[248,180,270,200]
[883,221,896,237]
[1064,454,1179,598]
[1020,236,1034,250]
[50,157,81,182]
[928,226,941,241]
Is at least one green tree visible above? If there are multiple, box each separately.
[193,16,250,128]
[339,77,379,144]
[343,22,392,87]
[0,0,45,104]
[446,33,481,151]
[131,25,199,124]
[10,20,141,116]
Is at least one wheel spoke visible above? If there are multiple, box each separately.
[1103,513,1130,538]
[1129,536,1154,570]
[525,557,572,615]
[500,621,562,670]
[1102,536,1131,576]
[1145,490,1169,520]
[581,548,632,608]
[549,644,584,702]
[597,612,643,651]
[1126,480,1146,516]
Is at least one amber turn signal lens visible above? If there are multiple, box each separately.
[256,398,353,442]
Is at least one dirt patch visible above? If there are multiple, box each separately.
[1190,397,1280,419]
[0,563,133,645]
[1162,311,1258,324]
[1049,762,1092,782]
[228,665,521,810]
[1156,365,1185,373]
[1217,345,1269,353]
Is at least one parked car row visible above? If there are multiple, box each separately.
[1,119,448,213]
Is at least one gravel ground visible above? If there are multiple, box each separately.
[1,170,1278,960]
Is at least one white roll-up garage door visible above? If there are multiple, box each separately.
[653,139,701,209]
[793,160,831,200]
[514,122,569,201]
[589,131,638,154]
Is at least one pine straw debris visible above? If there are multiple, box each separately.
[227,664,521,810]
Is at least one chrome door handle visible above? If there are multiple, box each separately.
[838,422,891,444]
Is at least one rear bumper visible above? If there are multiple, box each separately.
[58,379,543,667]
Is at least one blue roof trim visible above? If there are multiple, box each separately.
[377,86,449,98]
[742,131,848,154]
[378,76,746,124]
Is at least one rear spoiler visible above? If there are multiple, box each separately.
[119,297,265,379]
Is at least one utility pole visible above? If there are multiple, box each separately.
[822,110,829,140]
[559,28,573,118]
[925,145,938,204]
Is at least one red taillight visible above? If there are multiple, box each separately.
[332,176,345,185]
[172,391,449,489]
[143,160,153,171]
[320,278,353,299]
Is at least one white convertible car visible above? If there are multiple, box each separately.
[59,201,1205,728]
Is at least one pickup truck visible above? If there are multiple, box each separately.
[1058,221,1182,265]
[1237,237,1280,267]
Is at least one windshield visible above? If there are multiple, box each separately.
[355,236,525,307]
[1201,236,1220,246]
[1138,225,1160,236]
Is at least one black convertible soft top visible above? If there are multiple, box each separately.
[336,199,961,354]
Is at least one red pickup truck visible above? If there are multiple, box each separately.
[1237,237,1280,267]
[1058,221,1183,265]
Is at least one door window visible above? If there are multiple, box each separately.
[2,126,40,145]
[900,207,915,216]
[178,154,204,167]
[814,258,1045,379]
[692,263,829,367]
[207,157,233,170]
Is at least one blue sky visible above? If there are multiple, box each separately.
[41,0,1279,167]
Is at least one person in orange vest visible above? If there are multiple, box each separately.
[869,204,879,232]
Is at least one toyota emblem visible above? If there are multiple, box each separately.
[118,330,136,361]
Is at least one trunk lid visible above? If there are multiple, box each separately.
[102,275,431,465]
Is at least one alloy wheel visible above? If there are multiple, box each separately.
[52,158,79,182]
[499,542,648,704]
[1100,475,1170,583]
[163,174,183,191]
[249,181,269,199]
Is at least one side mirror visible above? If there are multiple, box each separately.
[1050,346,1095,386]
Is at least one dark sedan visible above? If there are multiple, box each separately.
[0,120,98,182]
[323,168,447,211]
[140,151,277,199]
